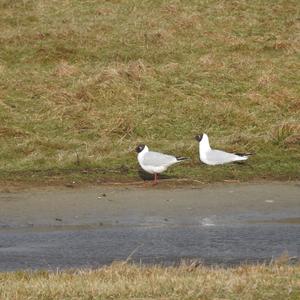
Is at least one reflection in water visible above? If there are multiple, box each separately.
[201,217,215,226]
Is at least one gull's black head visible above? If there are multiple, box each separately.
[135,144,145,153]
[195,134,203,142]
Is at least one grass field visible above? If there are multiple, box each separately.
[0,0,299,183]
[0,262,299,300]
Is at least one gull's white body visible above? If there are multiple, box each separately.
[198,134,248,165]
[137,145,181,174]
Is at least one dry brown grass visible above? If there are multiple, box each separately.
[0,262,299,299]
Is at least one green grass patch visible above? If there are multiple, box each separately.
[0,0,299,183]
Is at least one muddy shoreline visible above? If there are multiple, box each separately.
[0,181,299,227]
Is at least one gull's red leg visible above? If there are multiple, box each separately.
[153,173,158,185]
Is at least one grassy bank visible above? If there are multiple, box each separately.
[0,262,299,299]
[0,0,299,183]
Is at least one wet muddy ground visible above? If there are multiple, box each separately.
[0,182,299,271]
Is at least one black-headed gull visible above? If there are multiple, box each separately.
[135,144,188,184]
[195,133,252,165]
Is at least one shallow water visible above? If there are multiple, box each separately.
[0,182,299,271]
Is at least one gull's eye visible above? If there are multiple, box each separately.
[195,134,203,142]
[135,144,145,153]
